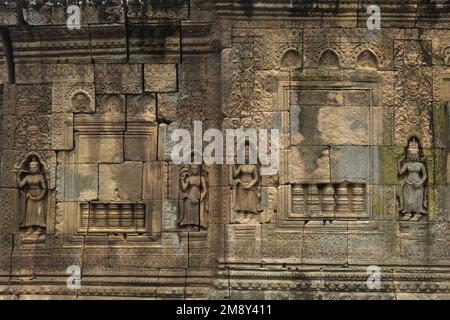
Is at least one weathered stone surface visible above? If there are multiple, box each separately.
[157,93,179,122]
[0,188,18,235]
[143,162,168,201]
[158,122,180,161]
[127,94,156,122]
[124,123,157,162]
[51,113,74,151]
[144,64,177,93]
[330,146,371,184]
[95,64,143,94]
[286,147,331,184]
[291,105,370,146]
[99,162,143,202]
[72,134,124,164]
[15,63,94,84]
[52,83,95,114]
[128,24,181,63]
[63,164,98,202]
[0,0,449,301]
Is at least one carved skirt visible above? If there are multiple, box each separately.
[234,188,259,213]
[24,189,47,227]
[401,183,426,214]
[178,198,200,226]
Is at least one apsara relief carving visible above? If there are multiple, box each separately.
[397,135,428,222]
[17,153,49,241]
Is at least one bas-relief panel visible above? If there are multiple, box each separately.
[0,1,450,298]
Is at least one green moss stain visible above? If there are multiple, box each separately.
[76,174,98,198]
[378,145,403,185]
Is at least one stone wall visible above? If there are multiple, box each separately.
[0,0,449,299]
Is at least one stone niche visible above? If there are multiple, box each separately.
[57,89,162,241]
[277,79,381,227]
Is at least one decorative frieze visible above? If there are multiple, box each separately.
[95,64,143,94]
[144,64,178,93]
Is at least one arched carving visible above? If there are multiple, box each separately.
[352,43,385,68]
[99,95,125,114]
[318,49,340,69]
[71,90,93,113]
[443,47,450,66]
[280,48,302,70]
[356,49,380,70]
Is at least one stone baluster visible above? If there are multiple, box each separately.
[94,203,107,228]
[292,185,306,213]
[351,184,365,214]
[135,204,146,229]
[108,203,120,228]
[335,184,350,215]
[307,185,321,216]
[80,203,89,229]
[121,204,133,228]
[322,184,336,217]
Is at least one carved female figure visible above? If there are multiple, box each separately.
[178,164,208,230]
[17,155,48,237]
[232,143,262,223]
[397,135,428,221]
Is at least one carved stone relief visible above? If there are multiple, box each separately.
[318,49,340,69]
[79,202,146,234]
[95,64,143,94]
[16,153,49,242]
[144,64,177,93]
[0,1,450,300]
[52,83,95,113]
[177,164,208,231]
[14,116,51,150]
[394,40,433,147]
[356,50,379,69]
[230,143,263,224]
[127,94,156,122]
[397,135,428,222]
[280,48,302,70]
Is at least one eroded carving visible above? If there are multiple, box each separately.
[280,48,302,70]
[14,116,50,150]
[318,49,340,69]
[178,164,208,231]
[231,144,262,224]
[71,91,92,113]
[397,135,428,222]
[356,50,379,69]
[17,153,48,241]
